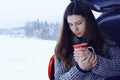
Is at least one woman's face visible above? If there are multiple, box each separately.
[67,15,87,37]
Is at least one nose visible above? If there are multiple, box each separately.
[73,25,78,32]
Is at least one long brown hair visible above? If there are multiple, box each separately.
[55,0,105,69]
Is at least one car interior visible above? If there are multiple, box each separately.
[85,0,120,47]
[82,0,120,79]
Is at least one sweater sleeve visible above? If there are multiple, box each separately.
[54,56,87,80]
[92,45,120,77]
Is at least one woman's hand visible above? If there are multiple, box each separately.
[73,48,98,71]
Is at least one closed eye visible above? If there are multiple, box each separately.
[68,23,73,26]
[77,22,82,25]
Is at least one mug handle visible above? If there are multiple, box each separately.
[87,46,95,54]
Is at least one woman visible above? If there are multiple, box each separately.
[54,0,120,80]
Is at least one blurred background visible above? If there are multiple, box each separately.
[0,0,101,80]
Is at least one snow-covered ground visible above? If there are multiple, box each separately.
[0,35,56,80]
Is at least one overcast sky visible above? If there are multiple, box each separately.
[0,0,70,28]
[0,0,101,28]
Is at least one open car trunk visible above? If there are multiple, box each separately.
[82,0,120,47]
[84,0,120,12]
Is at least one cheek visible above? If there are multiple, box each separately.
[79,25,85,30]
[83,27,86,33]
[79,25,86,34]
[83,28,87,34]
[69,26,74,32]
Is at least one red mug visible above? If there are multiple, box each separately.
[72,43,95,53]
[72,43,88,50]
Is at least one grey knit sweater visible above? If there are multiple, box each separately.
[54,40,120,80]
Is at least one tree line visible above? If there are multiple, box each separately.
[0,19,62,40]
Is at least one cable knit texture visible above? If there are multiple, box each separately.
[54,39,120,80]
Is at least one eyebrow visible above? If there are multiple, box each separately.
[76,20,82,23]
[68,20,82,24]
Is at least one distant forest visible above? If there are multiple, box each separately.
[0,19,62,40]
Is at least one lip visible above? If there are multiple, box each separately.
[75,32,80,35]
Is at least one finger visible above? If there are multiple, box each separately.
[80,56,88,62]
[74,56,81,62]
[74,51,85,58]
[89,53,96,65]
[83,49,90,56]
[92,55,98,67]
[73,51,80,55]
[86,51,92,62]
[74,48,86,51]
[74,53,87,62]
[79,48,86,51]
[89,52,95,62]
[73,52,79,57]
[74,57,78,62]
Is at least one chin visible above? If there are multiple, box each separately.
[77,35,83,37]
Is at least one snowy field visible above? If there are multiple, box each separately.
[0,35,56,80]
